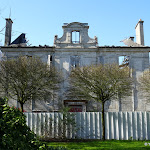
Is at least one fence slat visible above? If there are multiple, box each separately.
[105,112,109,139]
[109,112,114,139]
[147,112,150,140]
[143,112,147,140]
[54,113,58,138]
[50,113,54,138]
[90,112,95,139]
[81,112,85,139]
[99,112,102,139]
[95,112,99,139]
[114,112,119,140]
[137,112,142,140]
[127,112,132,140]
[86,112,90,139]
[123,112,128,140]
[118,112,123,140]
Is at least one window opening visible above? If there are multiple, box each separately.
[50,56,52,62]
[72,31,80,43]
[26,55,32,58]
[99,56,104,64]
[47,55,52,67]
[119,56,129,67]
[149,52,150,66]
[70,56,80,68]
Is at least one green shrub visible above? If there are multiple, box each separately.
[0,97,67,150]
[0,97,41,150]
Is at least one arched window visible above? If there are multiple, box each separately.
[72,31,80,43]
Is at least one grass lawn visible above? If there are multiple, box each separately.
[46,140,150,150]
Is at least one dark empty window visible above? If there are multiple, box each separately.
[70,56,80,68]
[47,55,52,67]
[50,55,52,62]
[72,31,80,43]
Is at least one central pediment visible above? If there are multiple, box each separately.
[54,22,98,48]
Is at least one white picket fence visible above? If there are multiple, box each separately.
[24,112,150,140]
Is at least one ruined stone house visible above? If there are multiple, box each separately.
[0,18,150,112]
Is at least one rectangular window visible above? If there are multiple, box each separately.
[119,55,129,67]
[70,56,80,68]
[47,55,52,67]
[149,52,150,65]
[72,31,80,43]
[99,56,104,64]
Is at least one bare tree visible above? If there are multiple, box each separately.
[0,56,62,112]
[69,64,133,140]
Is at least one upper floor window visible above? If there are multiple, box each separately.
[47,55,52,67]
[70,56,80,68]
[119,56,129,67]
[99,56,104,64]
[72,31,80,44]
[149,52,150,65]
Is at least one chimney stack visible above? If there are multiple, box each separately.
[129,36,134,41]
[135,19,144,46]
[4,18,13,46]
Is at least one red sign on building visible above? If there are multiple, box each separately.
[69,105,82,112]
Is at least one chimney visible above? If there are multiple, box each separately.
[129,37,134,41]
[4,18,13,46]
[135,19,144,46]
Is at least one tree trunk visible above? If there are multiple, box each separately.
[20,103,24,112]
[102,102,105,140]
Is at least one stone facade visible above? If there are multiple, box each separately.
[1,20,150,112]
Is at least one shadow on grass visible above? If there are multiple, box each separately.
[47,140,150,150]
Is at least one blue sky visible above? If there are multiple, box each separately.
[0,0,150,46]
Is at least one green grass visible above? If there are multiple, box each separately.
[46,140,150,150]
